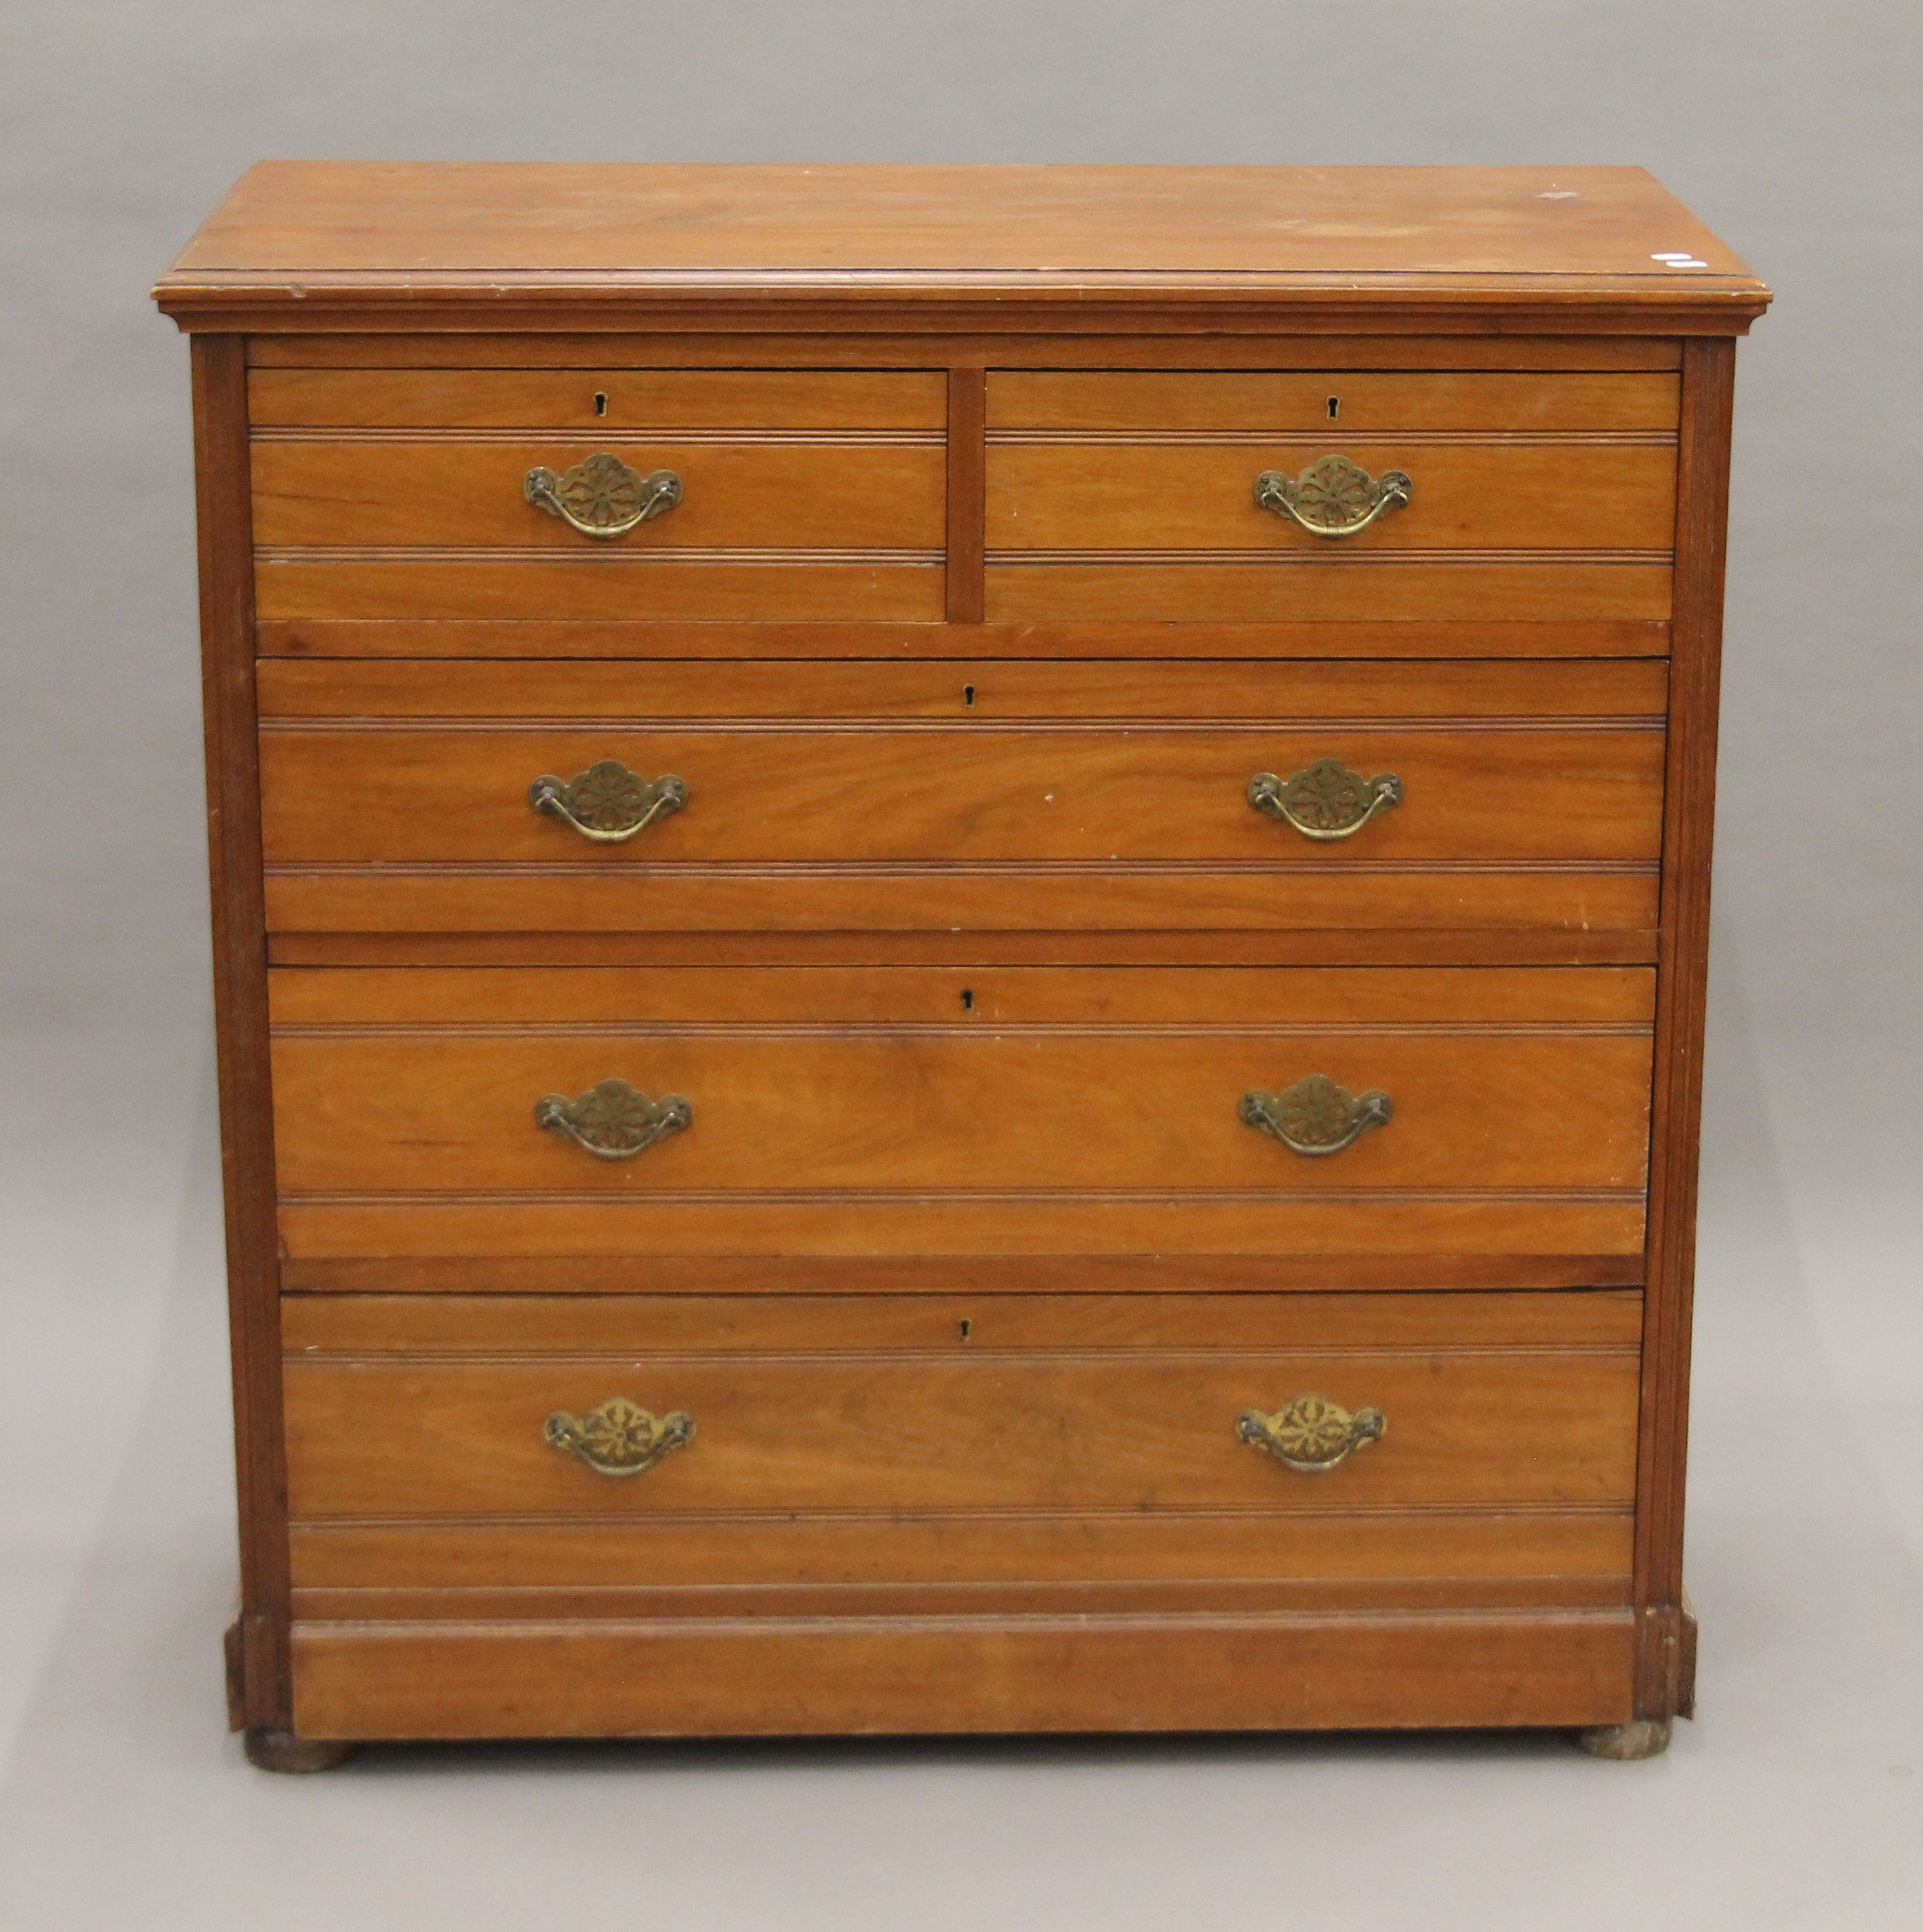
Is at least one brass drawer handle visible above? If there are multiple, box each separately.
[1240,1073,1392,1157]
[524,451,683,538]
[530,759,688,843]
[1238,1394,1386,1473]
[536,1079,691,1160]
[1253,454,1411,537]
[545,1397,694,1477]
[1248,758,1404,841]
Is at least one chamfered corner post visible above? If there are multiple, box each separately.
[1631,332,1739,1724]
[192,331,295,1738]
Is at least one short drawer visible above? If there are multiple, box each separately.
[985,368,1676,623]
[283,1289,1641,1616]
[258,657,1666,938]
[249,367,947,622]
[269,964,1654,1265]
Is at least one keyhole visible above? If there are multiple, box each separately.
[1326,395,1341,420]
[963,683,976,708]
[593,391,609,417]
[958,1318,972,1341]
[960,987,974,1012]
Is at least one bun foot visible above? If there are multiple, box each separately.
[244,1728,355,1773]
[1575,1716,1674,1760]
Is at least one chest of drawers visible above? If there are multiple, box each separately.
[154,163,1768,1769]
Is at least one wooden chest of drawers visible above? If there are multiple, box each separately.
[154,163,1769,1769]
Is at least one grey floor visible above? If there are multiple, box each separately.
[3,954,1919,1932]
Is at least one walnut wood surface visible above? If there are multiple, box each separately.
[268,929,1661,972]
[280,1285,1645,1350]
[256,616,1672,661]
[267,964,1652,1272]
[260,726,1663,866]
[191,336,291,1731]
[156,161,1757,1744]
[990,370,1680,431]
[251,440,945,551]
[247,332,1688,371]
[257,655,1670,719]
[251,367,947,429]
[269,962,1656,1027]
[287,1611,1637,1738]
[1634,336,1736,1716]
[987,444,1675,553]
[262,864,1658,939]
[277,1193,1647,1266]
[283,1350,1637,1519]
[987,560,1672,624]
[154,163,1769,339]
[271,1032,1651,1195]
[256,555,944,624]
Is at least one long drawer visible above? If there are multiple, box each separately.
[269,965,1654,1266]
[258,658,1666,937]
[283,1289,1642,1616]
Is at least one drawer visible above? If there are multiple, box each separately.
[985,368,1676,623]
[283,1289,1641,1616]
[258,657,1665,937]
[269,965,1654,1264]
[249,368,946,622]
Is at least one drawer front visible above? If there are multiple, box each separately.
[250,367,946,622]
[250,368,951,431]
[283,1289,1640,1614]
[269,965,1653,1263]
[985,368,1675,623]
[258,657,1665,938]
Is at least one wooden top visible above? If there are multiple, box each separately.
[154,163,1768,334]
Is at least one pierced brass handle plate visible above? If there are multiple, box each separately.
[535,1079,692,1160]
[1253,454,1412,537]
[524,451,683,537]
[1240,1073,1393,1157]
[545,1397,694,1477]
[1248,758,1404,841]
[530,759,688,843]
[1238,1394,1386,1473]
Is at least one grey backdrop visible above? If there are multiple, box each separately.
[3,3,1920,1926]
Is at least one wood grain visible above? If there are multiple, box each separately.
[266,929,1662,972]
[270,1035,1652,1197]
[250,367,947,429]
[256,654,1670,721]
[945,365,987,622]
[987,444,1676,552]
[261,861,1658,939]
[283,1353,1638,1519]
[985,560,1672,623]
[269,962,1656,1028]
[154,163,1769,339]
[288,1610,1638,1737]
[255,616,1674,661]
[1634,334,1736,1718]
[280,1286,1645,1351]
[990,370,1680,432]
[255,555,945,623]
[278,1192,1646,1265]
[251,438,945,549]
[245,332,1688,371]
[153,161,1762,1747]
[258,726,1665,866]
[191,335,289,1731]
